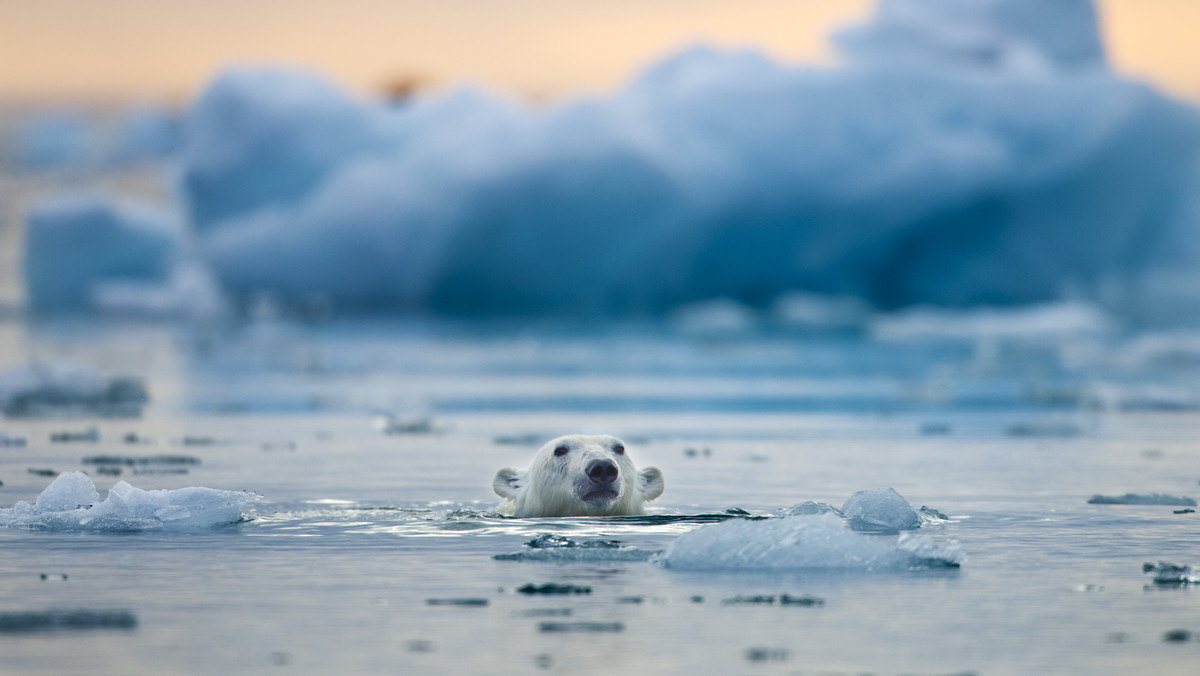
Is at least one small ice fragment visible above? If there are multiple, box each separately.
[1142,561,1198,585]
[494,532,659,561]
[425,598,489,607]
[1088,494,1197,506]
[841,488,922,532]
[722,594,824,606]
[516,583,591,595]
[744,647,790,662]
[524,534,621,549]
[0,609,137,633]
[82,455,200,466]
[538,622,623,633]
[50,427,100,443]
[1005,421,1085,437]
[776,501,842,518]
[374,414,435,435]
[494,547,659,563]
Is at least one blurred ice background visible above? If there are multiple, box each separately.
[4,0,1199,327]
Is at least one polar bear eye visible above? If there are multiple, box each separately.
[613,444,625,455]
[553,445,569,457]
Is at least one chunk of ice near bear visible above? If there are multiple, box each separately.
[661,513,964,571]
[0,472,260,531]
[493,435,664,517]
[779,488,940,532]
[841,487,923,532]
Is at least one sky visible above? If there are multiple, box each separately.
[0,0,1196,103]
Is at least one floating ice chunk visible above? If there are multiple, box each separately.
[33,471,99,512]
[660,514,963,571]
[0,609,138,633]
[24,194,179,313]
[841,488,922,532]
[1143,561,1199,585]
[1088,493,1196,506]
[0,362,147,418]
[494,534,660,562]
[0,472,260,531]
[775,501,842,518]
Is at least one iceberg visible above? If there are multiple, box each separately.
[0,472,260,531]
[660,513,963,571]
[23,194,180,313]
[164,0,1200,321]
[180,67,391,234]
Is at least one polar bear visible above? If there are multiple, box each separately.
[493,435,664,517]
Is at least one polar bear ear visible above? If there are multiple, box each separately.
[493,467,523,499]
[637,467,664,502]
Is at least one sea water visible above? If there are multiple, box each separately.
[1,317,1199,675]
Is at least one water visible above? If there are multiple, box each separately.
[1,317,1199,675]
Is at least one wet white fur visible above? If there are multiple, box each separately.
[493,435,664,517]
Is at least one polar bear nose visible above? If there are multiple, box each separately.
[586,459,619,484]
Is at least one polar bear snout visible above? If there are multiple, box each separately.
[585,459,619,484]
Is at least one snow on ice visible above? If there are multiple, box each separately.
[0,472,260,531]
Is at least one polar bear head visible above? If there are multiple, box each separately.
[492,435,664,517]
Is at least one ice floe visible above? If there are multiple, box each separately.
[0,472,260,531]
[660,513,964,571]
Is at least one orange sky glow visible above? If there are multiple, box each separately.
[0,0,1195,104]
